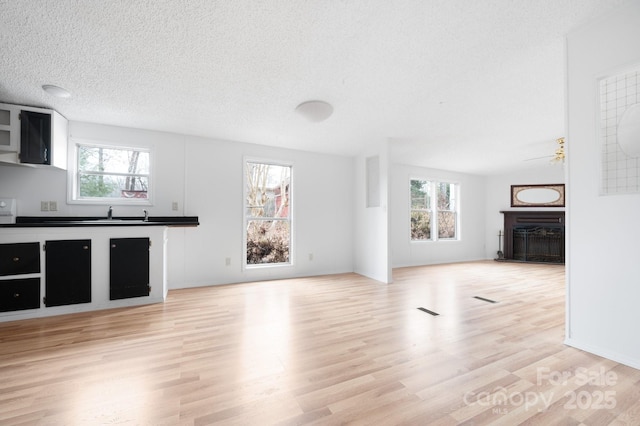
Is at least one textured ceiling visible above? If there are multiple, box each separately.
[0,0,629,175]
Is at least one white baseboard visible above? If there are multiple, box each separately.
[565,337,640,370]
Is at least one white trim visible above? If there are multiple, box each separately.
[565,337,640,370]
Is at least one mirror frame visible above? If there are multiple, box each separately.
[510,184,565,207]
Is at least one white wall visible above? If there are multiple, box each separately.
[177,136,354,288]
[484,166,565,259]
[0,121,355,289]
[0,164,67,215]
[0,122,187,217]
[0,121,574,294]
[390,163,487,267]
[353,142,392,283]
[566,1,640,369]
[69,122,189,216]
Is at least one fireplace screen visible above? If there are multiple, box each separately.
[512,226,564,263]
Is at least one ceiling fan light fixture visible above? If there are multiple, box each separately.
[552,137,565,163]
[42,84,71,98]
[295,100,333,122]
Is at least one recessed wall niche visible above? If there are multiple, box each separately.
[599,65,640,194]
[366,156,380,208]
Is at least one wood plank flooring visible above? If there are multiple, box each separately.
[1,261,639,425]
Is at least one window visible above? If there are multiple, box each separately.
[410,179,432,240]
[410,179,458,241]
[70,143,151,204]
[244,161,292,266]
[436,181,457,239]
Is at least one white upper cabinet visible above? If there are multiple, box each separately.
[0,102,68,169]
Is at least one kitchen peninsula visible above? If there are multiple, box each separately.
[0,216,198,322]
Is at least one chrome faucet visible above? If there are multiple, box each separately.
[107,206,113,220]
[143,209,149,222]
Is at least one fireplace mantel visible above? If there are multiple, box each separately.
[500,210,565,263]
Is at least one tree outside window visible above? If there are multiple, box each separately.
[74,144,150,203]
[410,179,432,240]
[437,182,457,239]
[245,161,292,265]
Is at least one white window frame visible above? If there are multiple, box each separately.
[243,157,294,269]
[67,139,153,206]
[409,178,459,242]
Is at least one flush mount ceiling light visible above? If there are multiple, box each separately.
[295,100,333,122]
[42,84,71,98]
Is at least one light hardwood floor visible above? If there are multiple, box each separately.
[1,261,639,425]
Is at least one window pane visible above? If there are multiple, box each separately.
[410,210,431,240]
[79,145,149,174]
[79,174,149,199]
[437,182,457,239]
[437,182,455,210]
[411,179,430,209]
[438,211,456,239]
[79,174,118,198]
[246,220,290,264]
[246,162,290,219]
[75,143,151,202]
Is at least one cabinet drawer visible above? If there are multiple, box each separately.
[0,242,40,276]
[0,278,41,312]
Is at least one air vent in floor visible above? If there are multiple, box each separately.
[474,296,498,303]
[417,307,439,316]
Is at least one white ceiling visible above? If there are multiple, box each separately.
[0,0,629,175]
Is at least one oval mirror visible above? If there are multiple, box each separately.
[516,188,562,204]
[511,184,565,207]
[618,103,640,158]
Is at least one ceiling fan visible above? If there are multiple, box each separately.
[524,137,565,163]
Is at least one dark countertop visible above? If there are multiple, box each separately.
[1,216,199,228]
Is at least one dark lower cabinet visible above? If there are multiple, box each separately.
[0,278,40,312]
[0,242,40,276]
[1,242,41,312]
[45,240,91,307]
[110,238,150,300]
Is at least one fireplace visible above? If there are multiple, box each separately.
[500,211,565,263]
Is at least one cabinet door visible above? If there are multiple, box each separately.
[20,110,51,165]
[0,278,40,312]
[0,242,40,276]
[0,104,20,152]
[45,240,91,307]
[110,238,150,300]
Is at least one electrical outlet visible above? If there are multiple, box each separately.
[41,201,49,211]
[49,201,57,211]
[308,253,314,261]
[225,257,231,266]
[172,201,179,211]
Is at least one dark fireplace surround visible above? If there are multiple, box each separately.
[500,210,565,264]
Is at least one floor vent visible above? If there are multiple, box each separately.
[474,296,498,303]
[417,307,439,316]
